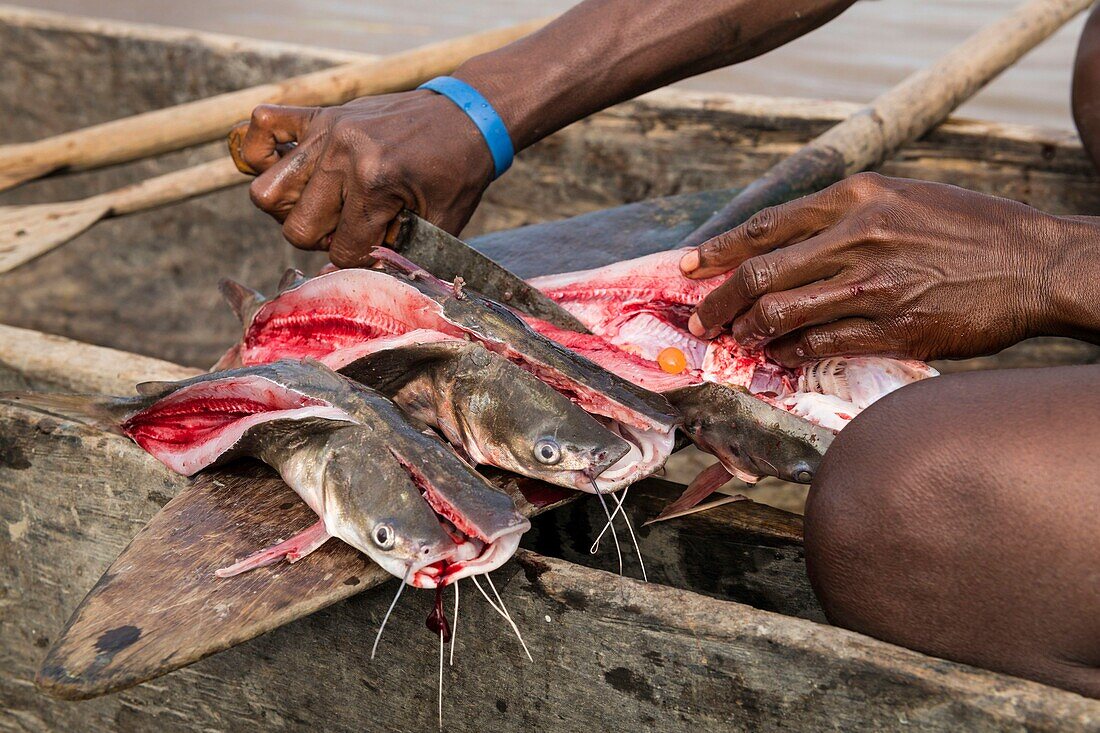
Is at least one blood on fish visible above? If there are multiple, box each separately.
[427,583,453,642]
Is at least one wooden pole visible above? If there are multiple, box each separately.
[681,0,1094,247]
[0,158,246,273]
[0,17,550,193]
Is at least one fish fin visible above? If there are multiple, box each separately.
[278,268,307,292]
[134,380,179,398]
[339,342,462,394]
[210,343,244,371]
[215,519,330,578]
[218,278,265,324]
[0,391,127,433]
[647,461,735,524]
[647,494,750,525]
[370,247,450,294]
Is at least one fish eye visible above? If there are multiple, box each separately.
[533,438,562,465]
[372,524,396,550]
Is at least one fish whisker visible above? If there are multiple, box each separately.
[449,580,459,667]
[618,494,648,583]
[486,573,533,663]
[589,479,623,577]
[438,626,445,732]
[589,485,629,553]
[371,568,409,660]
[472,574,532,662]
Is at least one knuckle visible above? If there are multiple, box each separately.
[281,219,314,248]
[736,257,771,298]
[331,117,364,146]
[248,179,281,211]
[845,171,886,199]
[800,329,832,359]
[743,206,778,243]
[755,295,787,335]
[249,105,279,129]
[852,206,893,244]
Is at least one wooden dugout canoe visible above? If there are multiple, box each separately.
[0,6,1098,731]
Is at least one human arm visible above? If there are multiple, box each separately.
[239,0,857,266]
[1073,3,1100,172]
[679,173,1100,366]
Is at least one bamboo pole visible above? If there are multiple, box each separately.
[0,17,550,193]
[681,0,1094,247]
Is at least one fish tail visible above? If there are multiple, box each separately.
[0,391,127,432]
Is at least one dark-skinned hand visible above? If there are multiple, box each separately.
[678,173,1073,366]
[239,91,495,267]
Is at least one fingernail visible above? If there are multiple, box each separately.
[688,313,706,337]
[680,250,699,274]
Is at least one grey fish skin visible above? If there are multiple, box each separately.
[370,247,680,434]
[339,341,632,490]
[666,382,835,484]
[151,360,530,546]
[0,378,456,582]
[235,416,460,581]
[1,360,530,584]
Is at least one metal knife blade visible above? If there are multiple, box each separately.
[389,210,590,333]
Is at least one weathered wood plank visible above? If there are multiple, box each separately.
[525,480,823,622]
[5,412,1098,733]
[4,332,1099,729]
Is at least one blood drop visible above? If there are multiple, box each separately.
[657,347,687,375]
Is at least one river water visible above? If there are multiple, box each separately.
[10,0,1090,129]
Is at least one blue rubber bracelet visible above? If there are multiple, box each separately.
[419,76,515,179]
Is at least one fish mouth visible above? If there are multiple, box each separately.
[392,450,530,589]
[577,422,676,494]
[411,526,526,589]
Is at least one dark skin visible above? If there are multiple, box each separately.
[243,1,1100,697]
[679,171,1100,365]
[239,0,857,265]
[806,365,1100,698]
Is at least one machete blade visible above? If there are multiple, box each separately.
[389,210,590,333]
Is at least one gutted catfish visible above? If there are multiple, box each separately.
[332,332,642,492]
[2,360,529,588]
[216,262,679,493]
[527,254,938,517]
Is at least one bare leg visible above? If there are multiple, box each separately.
[805,364,1100,698]
[215,519,331,578]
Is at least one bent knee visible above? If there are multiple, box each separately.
[804,371,1100,698]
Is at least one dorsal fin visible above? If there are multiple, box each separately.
[278,268,307,293]
[135,380,179,398]
[218,279,265,324]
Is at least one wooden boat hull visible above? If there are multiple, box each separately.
[1,6,1098,731]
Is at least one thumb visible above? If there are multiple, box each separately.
[239,105,318,174]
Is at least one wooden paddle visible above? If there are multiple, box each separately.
[0,17,550,194]
[0,158,246,273]
[680,0,1095,246]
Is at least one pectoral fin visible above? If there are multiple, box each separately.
[215,519,331,578]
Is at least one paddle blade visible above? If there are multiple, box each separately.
[0,199,109,273]
[36,462,382,701]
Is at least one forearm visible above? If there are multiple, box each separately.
[1039,215,1100,343]
[1073,4,1100,172]
[453,0,856,150]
